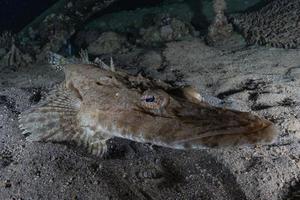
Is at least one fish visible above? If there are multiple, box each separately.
[18,54,278,157]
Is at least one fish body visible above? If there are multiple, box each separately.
[19,62,277,156]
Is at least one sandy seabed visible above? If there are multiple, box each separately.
[0,37,299,200]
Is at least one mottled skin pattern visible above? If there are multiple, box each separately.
[19,64,277,156]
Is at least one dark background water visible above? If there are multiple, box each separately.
[0,0,165,34]
[0,0,272,35]
[0,0,57,33]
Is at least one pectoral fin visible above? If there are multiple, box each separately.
[19,84,81,142]
[19,84,110,157]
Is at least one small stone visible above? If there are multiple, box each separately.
[67,2,73,8]
[88,32,128,55]
[137,51,162,70]
[1,180,12,188]
[140,17,193,46]
[143,171,149,178]
[296,161,300,168]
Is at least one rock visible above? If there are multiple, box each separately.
[137,50,162,70]
[87,32,128,55]
[140,17,194,46]
[84,2,194,34]
[74,30,101,48]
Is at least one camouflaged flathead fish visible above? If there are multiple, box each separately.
[18,52,278,157]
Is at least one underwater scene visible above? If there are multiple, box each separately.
[0,0,299,199]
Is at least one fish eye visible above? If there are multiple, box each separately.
[144,96,155,102]
[140,91,169,110]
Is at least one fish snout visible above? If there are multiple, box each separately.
[199,112,278,148]
[172,108,278,149]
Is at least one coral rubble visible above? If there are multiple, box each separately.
[231,0,300,49]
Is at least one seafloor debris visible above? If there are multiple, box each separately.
[231,0,300,49]
[206,0,233,46]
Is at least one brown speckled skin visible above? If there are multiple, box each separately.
[63,64,277,149]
